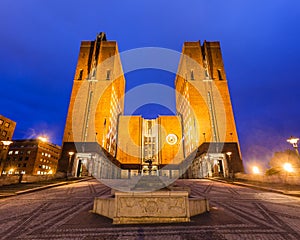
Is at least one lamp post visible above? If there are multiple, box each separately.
[67,151,74,179]
[0,140,13,176]
[226,151,233,180]
[287,136,299,156]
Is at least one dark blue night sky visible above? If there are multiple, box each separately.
[1,0,300,171]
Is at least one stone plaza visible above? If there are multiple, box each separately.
[0,178,299,239]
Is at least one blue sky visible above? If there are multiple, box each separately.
[1,0,300,170]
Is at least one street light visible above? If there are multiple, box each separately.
[287,136,299,155]
[67,151,75,179]
[38,136,49,142]
[226,152,233,179]
[283,162,293,173]
[252,166,260,175]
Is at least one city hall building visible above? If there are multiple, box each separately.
[58,33,244,179]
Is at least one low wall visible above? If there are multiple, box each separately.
[235,173,300,185]
[0,172,66,186]
[21,175,57,183]
[0,176,19,186]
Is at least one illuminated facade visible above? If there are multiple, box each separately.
[59,33,244,178]
[2,139,61,176]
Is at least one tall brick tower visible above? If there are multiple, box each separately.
[176,41,243,178]
[59,33,125,175]
[62,33,125,154]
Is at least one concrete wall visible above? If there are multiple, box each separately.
[0,176,19,186]
[235,173,300,185]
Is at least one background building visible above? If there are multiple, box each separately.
[2,139,61,176]
[59,33,244,179]
[0,114,16,176]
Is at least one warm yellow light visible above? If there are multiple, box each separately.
[252,166,260,174]
[68,151,75,156]
[38,136,48,142]
[283,163,293,173]
[287,136,299,144]
[9,168,14,173]
[1,140,13,146]
[48,170,53,175]
[226,152,232,157]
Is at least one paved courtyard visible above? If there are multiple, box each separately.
[0,179,299,240]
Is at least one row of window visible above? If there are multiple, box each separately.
[10,144,37,149]
[0,119,10,128]
[40,158,52,164]
[41,152,51,158]
[37,171,52,175]
[2,170,26,175]
[38,164,52,170]
[6,156,29,161]
[8,150,31,155]
[39,145,60,155]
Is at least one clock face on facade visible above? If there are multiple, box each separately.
[166,134,178,145]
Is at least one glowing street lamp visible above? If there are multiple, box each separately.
[38,136,48,142]
[226,152,233,179]
[1,140,13,149]
[287,136,299,155]
[283,162,293,173]
[252,166,260,175]
[67,151,75,179]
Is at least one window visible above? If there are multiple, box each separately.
[92,68,96,78]
[14,151,19,155]
[190,70,194,80]
[205,69,209,78]
[8,151,13,155]
[78,69,83,80]
[4,122,10,128]
[217,69,223,80]
[37,171,41,175]
[23,163,27,167]
[27,151,31,155]
[2,130,7,137]
[0,119,3,125]
[106,70,111,80]
[25,156,29,161]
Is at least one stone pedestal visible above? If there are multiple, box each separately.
[93,191,209,224]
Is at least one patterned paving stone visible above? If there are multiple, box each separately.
[0,179,299,239]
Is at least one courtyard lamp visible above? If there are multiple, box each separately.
[287,136,299,155]
[226,152,233,179]
[252,166,260,175]
[67,151,75,179]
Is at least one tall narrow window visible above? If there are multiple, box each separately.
[190,70,194,80]
[78,69,83,80]
[205,69,209,78]
[217,69,223,80]
[92,68,96,78]
[106,70,111,80]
